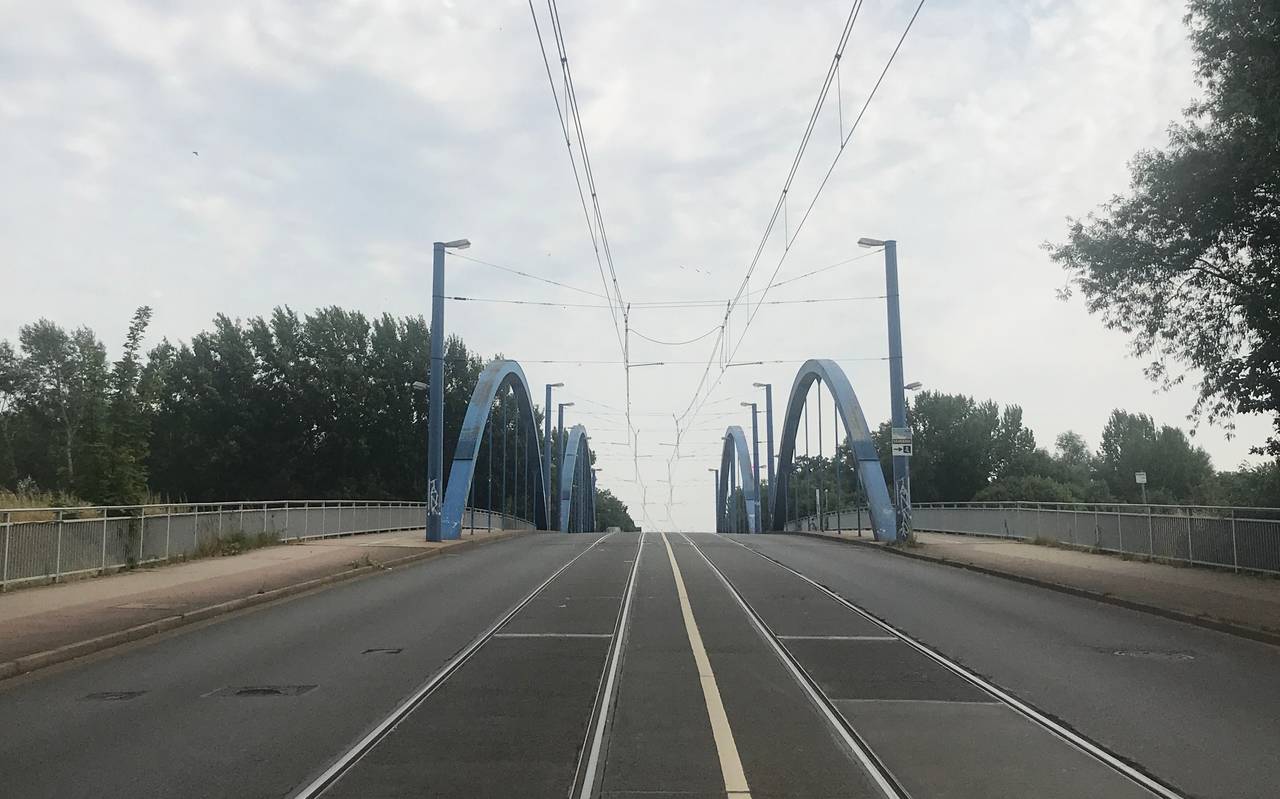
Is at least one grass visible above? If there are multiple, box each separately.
[193,529,281,558]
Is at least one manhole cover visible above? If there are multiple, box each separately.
[207,684,317,698]
[1109,649,1196,661]
[82,690,146,701]
[362,648,403,655]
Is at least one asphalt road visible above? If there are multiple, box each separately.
[1,531,1275,798]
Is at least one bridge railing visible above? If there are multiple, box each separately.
[0,500,535,590]
[787,500,1280,575]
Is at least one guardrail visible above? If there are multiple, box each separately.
[0,500,535,589]
[786,500,1280,575]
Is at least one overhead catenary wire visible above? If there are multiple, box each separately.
[676,0,927,433]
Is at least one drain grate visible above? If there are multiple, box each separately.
[207,684,317,698]
[82,690,146,701]
[362,648,403,655]
[1109,648,1196,661]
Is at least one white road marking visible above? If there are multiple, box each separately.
[576,533,645,799]
[777,635,898,641]
[289,532,617,799]
[681,534,905,799]
[492,632,613,638]
[724,535,1186,799]
[661,533,752,799]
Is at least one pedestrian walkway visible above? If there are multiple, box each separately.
[811,529,1280,640]
[0,527,518,671]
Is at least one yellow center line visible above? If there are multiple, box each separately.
[661,533,752,798]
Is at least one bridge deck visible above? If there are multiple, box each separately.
[0,532,1276,798]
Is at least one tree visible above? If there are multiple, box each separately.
[1097,409,1214,503]
[594,487,637,531]
[1048,0,1280,455]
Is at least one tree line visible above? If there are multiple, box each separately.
[0,306,637,532]
[766,390,1278,525]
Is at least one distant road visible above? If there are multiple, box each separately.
[1,532,1276,798]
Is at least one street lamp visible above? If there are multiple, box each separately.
[427,237,472,542]
[904,381,923,391]
[741,401,761,533]
[406,381,428,392]
[544,383,564,530]
[707,467,720,533]
[859,235,911,542]
[752,382,775,520]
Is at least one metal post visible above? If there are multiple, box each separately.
[139,509,146,562]
[545,384,555,527]
[55,510,64,581]
[101,509,108,570]
[1185,512,1193,564]
[502,399,508,518]
[557,402,568,529]
[761,383,775,495]
[884,240,911,541]
[833,389,841,533]
[3,511,11,588]
[488,412,494,524]
[815,488,822,532]
[747,402,761,534]
[1147,504,1155,557]
[426,240,447,541]
[1230,509,1239,572]
[165,507,172,560]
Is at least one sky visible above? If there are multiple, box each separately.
[1,0,1271,531]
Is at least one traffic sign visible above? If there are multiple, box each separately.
[1135,471,1147,485]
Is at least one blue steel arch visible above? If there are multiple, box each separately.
[559,424,597,533]
[718,425,759,534]
[441,359,548,540]
[770,358,897,541]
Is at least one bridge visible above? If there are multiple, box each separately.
[1,288,1275,797]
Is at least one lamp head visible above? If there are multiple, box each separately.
[857,237,885,248]
[441,238,471,249]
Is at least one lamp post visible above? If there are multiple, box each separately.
[708,467,720,533]
[426,238,470,542]
[741,401,761,534]
[544,383,563,530]
[752,382,774,528]
[858,236,911,542]
[556,402,574,529]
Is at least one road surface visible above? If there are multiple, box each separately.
[1,532,1276,798]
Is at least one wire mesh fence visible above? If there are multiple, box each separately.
[786,500,1280,575]
[0,500,535,589]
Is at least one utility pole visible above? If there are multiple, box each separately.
[741,402,761,534]
[426,237,468,542]
[544,383,563,530]
[884,240,912,541]
[753,382,774,529]
[708,467,719,533]
[557,402,574,529]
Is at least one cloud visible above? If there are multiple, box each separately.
[0,0,1269,531]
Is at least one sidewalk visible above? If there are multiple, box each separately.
[0,528,521,679]
[805,530,1280,644]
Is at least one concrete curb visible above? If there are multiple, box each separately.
[794,531,1280,648]
[0,531,525,683]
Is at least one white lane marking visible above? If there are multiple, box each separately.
[661,533,752,799]
[680,533,904,799]
[576,533,645,799]
[492,632,613,639]
[724,535,1186,799]
[290,532,617,799]
[777,635,898,641]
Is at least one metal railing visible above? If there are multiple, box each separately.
[787,501,1280,576]
[0,500,535,589]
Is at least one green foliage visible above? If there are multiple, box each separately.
[0,306,551,517]
[1048,0,1280,455]
[594,487,637,531]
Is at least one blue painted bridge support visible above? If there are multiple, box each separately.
[439,359,548,540]
[717,425,759,534]
[767,358,898,542]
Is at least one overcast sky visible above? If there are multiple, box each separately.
[2,1,1270,530]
